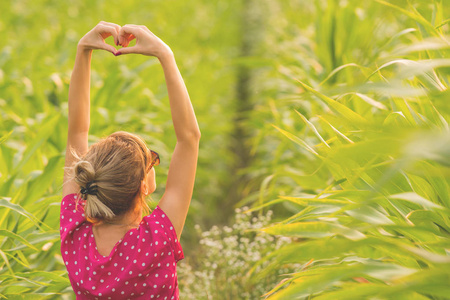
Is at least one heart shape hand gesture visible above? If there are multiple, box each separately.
[78,21,172,59]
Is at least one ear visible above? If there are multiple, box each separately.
[140,176,149,196]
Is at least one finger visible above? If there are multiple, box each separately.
[99,21,121,29]
[96,24,119,45]
[109,23,121,46]
[118,25,141,44]
[119,33,136,47]
[103,22,122,46]
[124,33,136,47]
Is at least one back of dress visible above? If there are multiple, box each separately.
[60,193,184,300]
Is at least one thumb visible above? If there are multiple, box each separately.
[98,42,118,55]
[116,46,139,55]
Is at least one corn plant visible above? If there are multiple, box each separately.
[246,0,450,299]
[0,0,242,297]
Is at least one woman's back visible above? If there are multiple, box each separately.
[93,224,133,257]
[61,193,184,299]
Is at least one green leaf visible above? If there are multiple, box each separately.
[268,262,417,299]
[294,110,330,148]
[260,221,364,240]
[260,221,335,238]
[6,232,60,251]
[279,195,350,205]
[0,230,38,251]
[0,131,13,146]
[296,80,369,126]
[346,205,395,225]
[2,294,56,300]
[375,0,441,36]
[272,124,321,157]
[12,114,60,175]
[0,251,30,269]
[0,271,69,284]
[319,63,368,86]
[0,249,14,275]
[314,284,430,300]
[383,111,411,127]
[353,93,388,110]
[20,155,64,206]
[407,210,449,231]
[0,198,44,229]
[388,192,444,210]
[317,115,354,144]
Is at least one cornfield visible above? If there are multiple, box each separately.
[1,0,449,299]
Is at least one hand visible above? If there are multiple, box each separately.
[116,24,173,59]
[78,21,121,55]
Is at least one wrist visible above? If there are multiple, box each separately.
[157,48,174,63]
[77,43,93,55]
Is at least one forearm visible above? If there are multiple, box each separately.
[68,46,92,134]
[158,52,201,142]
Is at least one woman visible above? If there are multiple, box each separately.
[61,21,200,299]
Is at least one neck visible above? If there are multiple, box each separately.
[103,220,139,227]
[103,204,142,227]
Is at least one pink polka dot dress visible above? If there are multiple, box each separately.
[60,193,184,299]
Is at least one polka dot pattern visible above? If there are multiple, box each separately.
[60,193,183,299]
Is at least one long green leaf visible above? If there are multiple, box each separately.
[12,114,60,175]
[272,124,321,157]
[296,80,368,126]
[0,229,38,251]
[375,0,444,37]
[0,198,43,229]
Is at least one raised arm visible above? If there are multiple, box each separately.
[62,22,121,198]
[117,25,201,241]
[157,52,201,241]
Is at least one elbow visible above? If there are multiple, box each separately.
[190,130,201,142]
[187,125,201,140]
[179,130,201,143]
[194,130,201,140]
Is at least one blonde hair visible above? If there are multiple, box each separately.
[68,131,152,224]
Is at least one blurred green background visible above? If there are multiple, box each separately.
[1,0,450,299]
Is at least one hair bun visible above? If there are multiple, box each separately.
[67,131,152,224]
[74,160,96,188]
